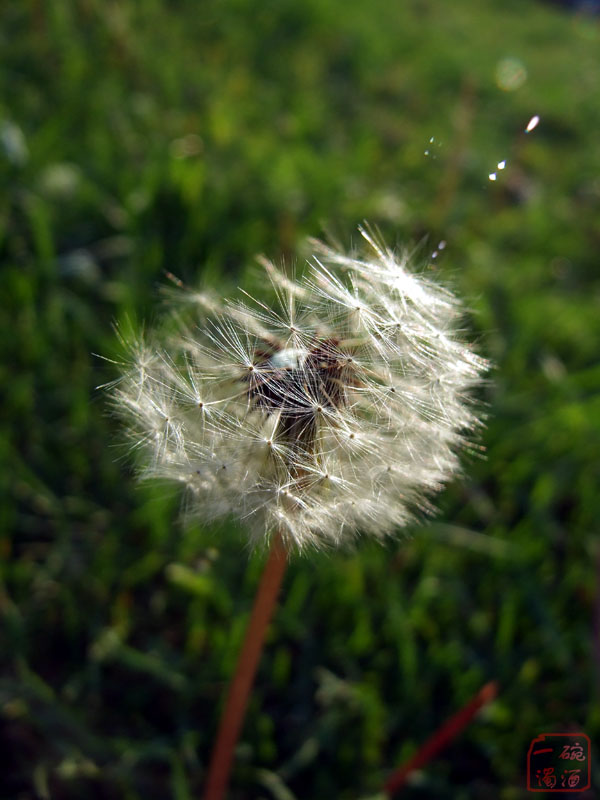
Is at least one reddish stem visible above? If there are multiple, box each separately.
[385,681,498,796]
[203,534,288,800]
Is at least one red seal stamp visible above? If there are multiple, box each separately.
[527,733,591,792]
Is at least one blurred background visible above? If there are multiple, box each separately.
[2,1,599,797]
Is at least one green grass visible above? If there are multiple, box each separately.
[2,0,600,797]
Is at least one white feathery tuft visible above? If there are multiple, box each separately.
[108,228,489,551]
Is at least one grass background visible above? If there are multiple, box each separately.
[2,0,600,797]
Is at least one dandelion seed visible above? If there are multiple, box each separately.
[109,227,488,551]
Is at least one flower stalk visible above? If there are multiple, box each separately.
[384,681,498,796]
[202,533,288,800]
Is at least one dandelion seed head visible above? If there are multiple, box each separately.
[109,227,488,551]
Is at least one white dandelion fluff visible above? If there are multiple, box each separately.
[109,226,488,551]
